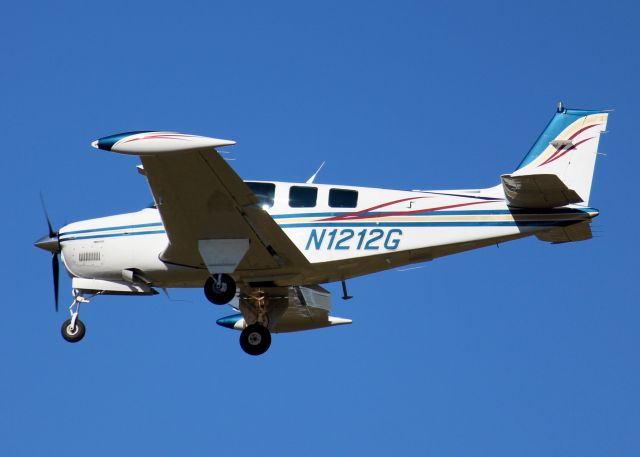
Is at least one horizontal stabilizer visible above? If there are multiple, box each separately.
[536,221,593,243]
[501,173,583,208]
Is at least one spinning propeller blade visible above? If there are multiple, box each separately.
[40,193,55,239]
[36,194,61,312]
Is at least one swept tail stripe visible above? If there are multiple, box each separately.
[537,124,599,167]
[539,136,595,166]
[568,123,600,140]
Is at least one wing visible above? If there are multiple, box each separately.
[93,131,309,273]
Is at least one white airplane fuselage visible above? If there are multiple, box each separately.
[58,180,598,289]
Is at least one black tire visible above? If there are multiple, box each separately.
[61,318,86,343]
[240,324,271,356]
[204,274,237,305]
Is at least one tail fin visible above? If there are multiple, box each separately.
[511,104,608,206]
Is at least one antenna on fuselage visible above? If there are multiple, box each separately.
[306,161,326,184]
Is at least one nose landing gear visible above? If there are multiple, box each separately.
[60,291,92,343]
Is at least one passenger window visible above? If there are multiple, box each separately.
[246,182,276,208]
[329,188,358,208]
[289,186,318,208]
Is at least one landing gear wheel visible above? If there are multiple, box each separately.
[240,324,271,356]
[61,318,86,343]
[204,274,237,305]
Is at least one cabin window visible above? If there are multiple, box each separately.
[329,188,358,208]
[289,186,318,208]
[246,182,276,208]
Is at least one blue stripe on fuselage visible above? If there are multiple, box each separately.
[60,229,166,242]
[58,208,595,241]
[278,221,580,229]
[61,222,164,235]
[270,208,595,219]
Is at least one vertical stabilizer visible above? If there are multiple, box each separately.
[512,105,608,205]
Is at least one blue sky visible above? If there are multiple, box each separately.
[1,1,639,455]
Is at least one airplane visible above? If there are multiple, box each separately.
[35,103,609,355]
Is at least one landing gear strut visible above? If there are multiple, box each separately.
[61,291,91,343]
[240,324,271,356]
[204,274,236,305]
[237,289,272,355]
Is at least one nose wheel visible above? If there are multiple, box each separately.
[240,324,271,356]
[204,274,237,305]
[61,318,86,343]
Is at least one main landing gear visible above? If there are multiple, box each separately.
[238,289,271,356]
[61,291,91,343]
[206,275,273,355]
[204,274,236,305]
[240,324,271,356]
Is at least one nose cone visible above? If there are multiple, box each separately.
[34,234,59,253]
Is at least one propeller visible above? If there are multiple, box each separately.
[35,194,61,311]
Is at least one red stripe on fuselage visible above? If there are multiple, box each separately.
[320,199,494,221]
[320,196,430,221]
